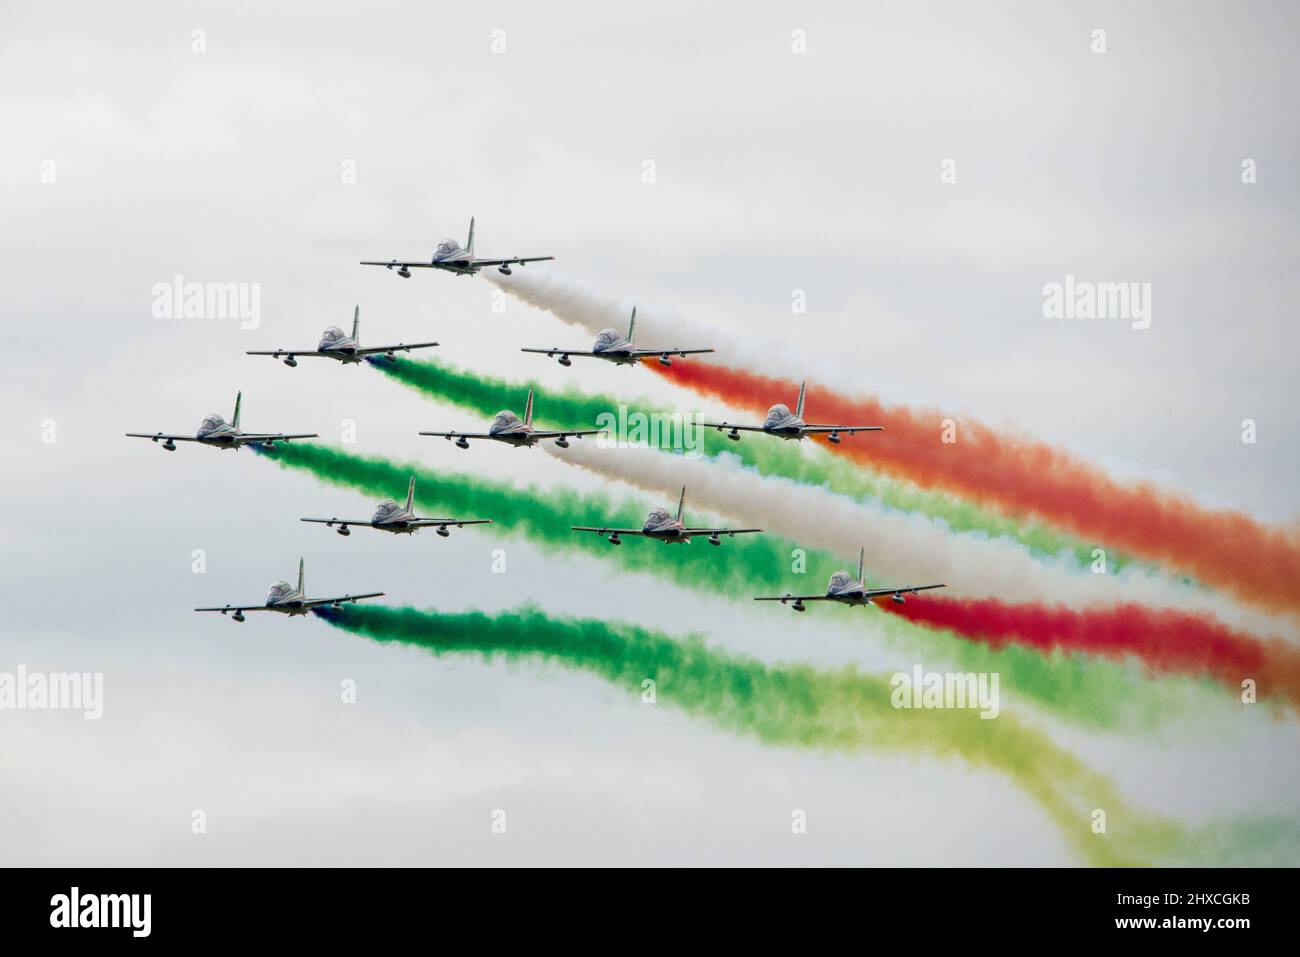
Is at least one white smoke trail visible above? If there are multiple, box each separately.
[546,442,1296,641]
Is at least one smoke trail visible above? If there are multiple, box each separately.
[655,361,1300,617]
[549,442,1294,641]
[314,601,1187,866]
[373,356,1122,571]
[255,442,1217,731]
[882,597,1300,710]
[489,272,1300,615]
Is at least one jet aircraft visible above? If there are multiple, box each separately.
[246,306,437,366]
[301,476,492,537]
[126,392,317,451]
[194,558,383,622]
[754,547,945,611]
[572,486,761,546]
[360,217,553,277]
[701,380,882,444]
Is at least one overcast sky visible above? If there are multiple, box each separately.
[2,1,1297,865]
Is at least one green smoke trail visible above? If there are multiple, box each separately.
[259,442,1214,732]
[373,357,1134,572]
[315,601,1190,867]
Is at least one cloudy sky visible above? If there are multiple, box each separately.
[2,1,1297,865]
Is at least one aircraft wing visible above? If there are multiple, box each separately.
[472,256,555,267]
[359,260,439,269]
[571,526,650,537]
[301,518,378,528]
[859,583,947,599]
[630,348,715,359]
[234,433,319,444]
[301,592,385,609]
[246,349,333,358]
[126,432,203,443]
[418,431,497,442]
[353,342,440,356]
[682,527,763,537]
[800,425,884,434]
[194,603,273,613]
[520,348,604,358]
[753,593,833,603]
[527,429,606,440]
[407,518,494,527]
[699,422,767,432]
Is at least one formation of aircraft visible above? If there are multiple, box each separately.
[522,307,714,368]
[301,476,492,538]
[419,389,606,449]
[126,392,317,451]
[132,217,943,626]
[246,306,438,367]
[194,559,383,622]
[702,380,882,444]
[573,486,761,546]
[754,548,945,611]
[361,217,554,277]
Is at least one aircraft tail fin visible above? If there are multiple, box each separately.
[351,305,360,342]
[628,307,637,344]
[857,546,865,584]
[297,557,305,595]
[405,475,415,512]
[524,389,534,427]
[232,391,242,429]
[676,486,686,523]
[795,380,806,419]
[466,217,476,256]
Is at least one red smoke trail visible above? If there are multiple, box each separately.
[881,595,1300,707]
[656,361,1300,615]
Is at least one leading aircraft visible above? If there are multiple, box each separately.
[301,476,492,538]
[360,217,554,277]
[701,380,882,444]
[126,392,317,451]
[246,306,438,367]
[521,307,714,368]
[572,486,761,546]
[419,389,605,449]
[754,548,945,611]
[195,558,383,622]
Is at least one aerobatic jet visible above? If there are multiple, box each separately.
[301,476,492,538]
[701,380,882,444]
[419,389,605,449]
[360,217,553,277]
[572,486,761,546]
[126,392,317,451]
[195,558,383,623]
[246,306,438,367]
[754,547,945,612]
[521,308,714,368]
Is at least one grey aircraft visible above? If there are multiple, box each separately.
[126,392,317,451]
[702,380,882,444]
[572,486,761,546]
[521,308,714,368]
[754,548,945,611]
[195,558,383,623]
[246,306,438,367]
[420,389,605,449]
[301,476,492,538]
[360,217,554,277]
